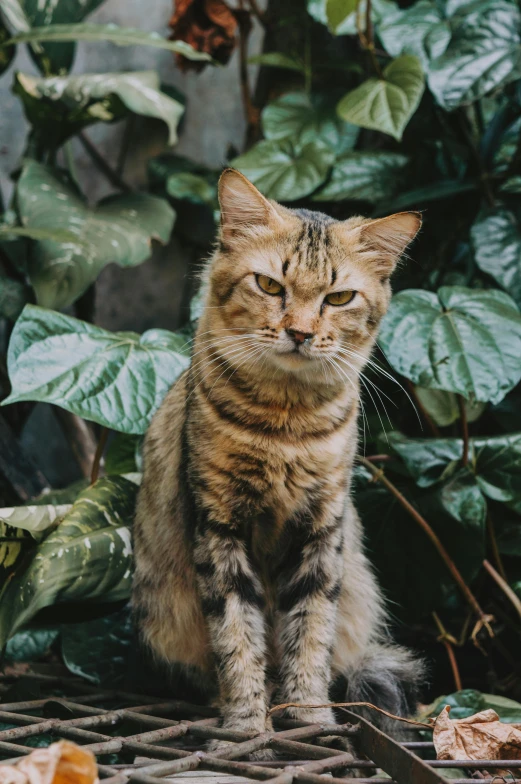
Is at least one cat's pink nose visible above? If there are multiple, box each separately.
[287,328,314,345]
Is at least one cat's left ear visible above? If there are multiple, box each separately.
[218,168,283,246]
[357,212,422,273]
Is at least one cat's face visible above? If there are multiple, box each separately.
[202,170,420,383]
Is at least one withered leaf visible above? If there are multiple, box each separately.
[0,740,98,784]
[169,0,238,72]
[433,705,521,766]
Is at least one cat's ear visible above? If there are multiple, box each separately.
[357,212,422,273]
[218,169,282,245]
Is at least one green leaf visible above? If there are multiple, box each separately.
[61,605,132,684]
[373,179,479,215]
[16,161,175,310]
[21,0,105,75]
[231,139,334,201]
[428,1,521,110]
[0,503,72,540]
[471,209,521,309]
[379,286,521,404]
[326,0,360,32]
[166,172,217,206]
[5,23,213,62]
[14,71,184,147]
[308,0,398,35]
[247,52,306,73]
[312,151,408,203]
[105,433,140,475]
[423,690,521,723]
[414,386,486,427]
[3,305,190,434]
[262,91,359,152]
[0,476,138,647]
[0,20,15,74]
[0,224,77,242]
[386,431,462,487]
[5,629,59,662]
[337,55,424,141]
[379,0,451,70]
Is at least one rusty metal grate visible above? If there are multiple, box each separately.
[0,671,519,784]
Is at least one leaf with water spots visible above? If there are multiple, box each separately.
[0,476,139,648]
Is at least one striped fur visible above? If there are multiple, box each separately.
[133,170,423,753]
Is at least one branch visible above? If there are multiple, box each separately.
[236,4,260,149]
[486,511,507,581]
[457,394,469,467]
[433,612,462,692]
[90,427,109,485]
[358,455,493,637]
[484,559,521,624]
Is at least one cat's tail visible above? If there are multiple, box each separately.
[333,643,426,736]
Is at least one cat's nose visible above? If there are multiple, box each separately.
[286,328,314,345]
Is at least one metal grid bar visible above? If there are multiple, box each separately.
[0,672,519,784]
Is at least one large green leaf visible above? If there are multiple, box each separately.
[378,0,451,69]
[379,286,521,404]
[21,0,105,75]
[231,139,334,201]
[337,55,424,141]
[0,503,72,540]
[61,605,132,684]
[312,151,408,203]
[3,305,190,434]
[14,71,184,148]
[262,92,359,152]
[423,690,521,723]
[5,23,213,62]
[471,209,521,309]
[428,1,521,110]
[0,476,138,647]
[16,161,175,310]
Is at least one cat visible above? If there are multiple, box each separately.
[132,168,424,755]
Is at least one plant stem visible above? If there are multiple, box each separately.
[486,511,507,581]
[358,455,492,632]
[90,427,109,485]
[78,132,132,192]
[364,0,383,78]
[365,454,393,463]
[236,2,260,149]
[484,559,521,623]
[433,612,462,691]
[247,0,267,26]
[457,395,469,467]
[54,408,97,480]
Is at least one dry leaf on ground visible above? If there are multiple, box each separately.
[169,0,238,71]
[0,740,98,784]
[433,704,521,766]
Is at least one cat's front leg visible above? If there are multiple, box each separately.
[193,518,272,755]
[275,516,351,750]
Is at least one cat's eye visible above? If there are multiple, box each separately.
[325,290,356,306]
[256,274,283,296]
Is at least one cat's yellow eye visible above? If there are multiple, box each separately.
[325,290,356,306]
[256,274,283,296]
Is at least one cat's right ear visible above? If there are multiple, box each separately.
[218,169,282,246]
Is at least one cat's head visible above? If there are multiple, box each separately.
[200,169,420,382]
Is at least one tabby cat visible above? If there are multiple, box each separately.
[133,169,423,752]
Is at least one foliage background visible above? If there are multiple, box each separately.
[1,0,521,714]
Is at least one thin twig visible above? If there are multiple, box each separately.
[78,132,132,193]
[365,454,393,463]
[358,456,493,638]
[486,511,507,581]
[457,395,469,467]
[90,427,109,485]
[432,612,462,692]
[484,559,521,624]
[363,0,383,78]
[269,701,432,729]
[236,2,260,149]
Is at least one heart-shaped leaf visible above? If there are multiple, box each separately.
[262,91,359,152]
[379,0,451,69]
[0,475,138,647]
[337,55,424,141]
[3,305,191,434]
[312,151,408,202]
[428,1,521,110]
[414,386,486,427]
[14,71,184,147]
[380,286,521,404]
[231,139,334,201]
[326,0,361,31]
[471,209,521,309]
[16,161,175,310]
